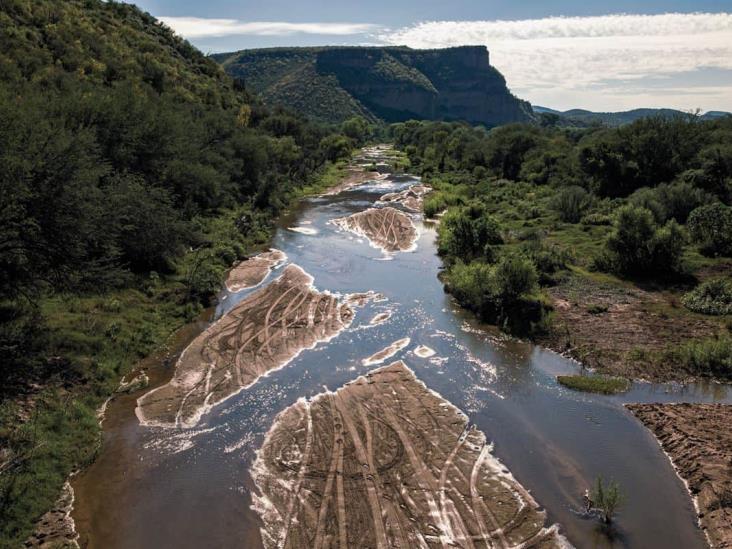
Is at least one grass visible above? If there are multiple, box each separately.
[557,374,631,394]
[0,161,350,548]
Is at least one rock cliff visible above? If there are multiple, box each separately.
[212,46,533,126]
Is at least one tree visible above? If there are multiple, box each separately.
[603,205,685,275]
[591,476,624,524]
[687,203,732,257]
[551,185,592,223]
[341,116,370,144]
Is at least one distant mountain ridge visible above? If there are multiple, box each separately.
[533,106,731,126]
[212,46,533,126]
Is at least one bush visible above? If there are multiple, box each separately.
[551,185,592,223]
[673,336,732,380]
[682,278,732,315]
[438,203,503,263]
[687,203,732,257]
[603,205,685,276]
[445,255,543,333]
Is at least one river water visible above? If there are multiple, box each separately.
[72,156,731,549]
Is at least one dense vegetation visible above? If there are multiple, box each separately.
[0,1,373,545]
[392,115,732,364]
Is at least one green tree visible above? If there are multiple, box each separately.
[687,203,732,257]
[591,476,624,524]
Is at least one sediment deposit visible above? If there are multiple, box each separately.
[362,337,410,366]
[137,265,354,428]
[628,403,732,549]
[225,249,286,292]
[332,207,418,253]
[380,184,431,212]
[252,361,566,549]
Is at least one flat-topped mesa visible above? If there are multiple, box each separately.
[225,249,286,292]
[214,46,533,125]
[332,207,418,253]
[252,361,567,549]
[380,184,432,212]
[136,264,354,428]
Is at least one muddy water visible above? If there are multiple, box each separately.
[73,161,732,549]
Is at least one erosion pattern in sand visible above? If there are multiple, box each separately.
[225,249,286,292]
[252,361,566,549]
[333,207,418,253]
[137,265,354,428]
[380,184,431,212]
[628,403,732,549]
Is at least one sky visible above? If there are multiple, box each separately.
[130,0,732,112]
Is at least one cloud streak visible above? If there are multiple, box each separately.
[381,13,732,111]
[159,17,379,38]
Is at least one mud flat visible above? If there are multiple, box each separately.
[225,249,286,292]
[628,403,732,549]
[252,361,567,548]
[332,207,418,253]
[136,264,354,428]
[380,184,431,212]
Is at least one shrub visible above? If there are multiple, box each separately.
[603,205,685,276]
[682,278,732,315]
[438,204,502,262]
[687,203,732,257]
[551,185,592,223]
[673,336,732,380]
[591,476,624,524]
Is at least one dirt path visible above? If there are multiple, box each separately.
[252,361,567,548]
[136,264,354,428]
[628,403,732,549]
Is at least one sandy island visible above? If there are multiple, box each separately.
[362,337,410,366]
[414,344,436,358]
[136,264,354,428]
[380,184,431,212]
[332,207,418,253]
[252,361,567,548]
[628,403,732,549]
[225,249,286,292]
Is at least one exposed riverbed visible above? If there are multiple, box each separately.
[72,149,732,548]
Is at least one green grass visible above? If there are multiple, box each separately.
[0,162,348,548]
[557,374,631,394]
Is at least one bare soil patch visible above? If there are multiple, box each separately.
[252,360,567,549]
[628,403,732,549]
[539,273,723,381]
[136,264,354,428]
[333,207,418,253]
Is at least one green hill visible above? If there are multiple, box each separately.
[533,106,731,127]
[0,2,350,545]
[213,46,534,126]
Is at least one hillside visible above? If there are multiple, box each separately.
[534,105,731,126]
[213,46,534,126]
[0,1,352,546]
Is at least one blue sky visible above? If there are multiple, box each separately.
[130,1,732,112]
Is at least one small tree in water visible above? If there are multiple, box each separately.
[591,476,624,524]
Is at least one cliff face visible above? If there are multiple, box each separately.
[213,46,533,126]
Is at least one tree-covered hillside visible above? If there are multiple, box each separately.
[0,1,364,545]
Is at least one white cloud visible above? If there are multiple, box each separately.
[158,17,379,38]
[380,13,732,111]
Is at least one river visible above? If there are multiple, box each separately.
[72,149,731,548]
